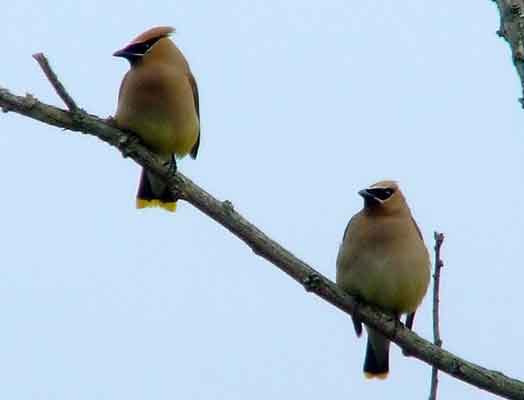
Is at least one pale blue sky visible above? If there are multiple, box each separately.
[2,1,523,399]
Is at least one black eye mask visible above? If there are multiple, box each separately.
[367,188,395,201]
[124,37,161,57]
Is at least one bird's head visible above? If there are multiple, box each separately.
[359,180,407,215]
[113,26,175,65]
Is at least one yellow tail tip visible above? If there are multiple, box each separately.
[136,198,177,212]
[364,372,389,380]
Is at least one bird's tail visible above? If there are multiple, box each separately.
[363,328,390,379]
[136,168,177,212]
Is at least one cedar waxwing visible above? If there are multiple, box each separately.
[114,26,200,212]
[336,180,430,379]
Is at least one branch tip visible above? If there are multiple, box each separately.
[429,231,445,400]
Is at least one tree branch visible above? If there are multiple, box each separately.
[32,52,79,112]
[1,56,524,400]
[493,0,524,107]
[429,232,445,400]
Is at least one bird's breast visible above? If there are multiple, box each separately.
[115,64,199,158]
[337,220,430,314]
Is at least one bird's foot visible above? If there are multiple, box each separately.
[104,115,118,127]
[164,156,178,175]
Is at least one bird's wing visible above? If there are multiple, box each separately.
[410,216,424,242]
[188,72,200,159]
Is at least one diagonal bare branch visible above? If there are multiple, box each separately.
[0,56,523,400]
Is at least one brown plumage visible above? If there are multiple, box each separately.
[128,26,176,45]
[114,26,200,212]
[336,180,430,379]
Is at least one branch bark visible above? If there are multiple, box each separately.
[1,57,524,399]
[493,0,524,106]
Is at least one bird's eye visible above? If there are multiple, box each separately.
[126,39,158,56]
[136,43,151,53]
[368,188,394,200]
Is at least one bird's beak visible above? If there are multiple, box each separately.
[359,189,382,206]
[358,189,375,201]
[113,48,130,58]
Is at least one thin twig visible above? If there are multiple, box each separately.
[32,52,79,111]
[429,232,445,400]
[1,56,524,400]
